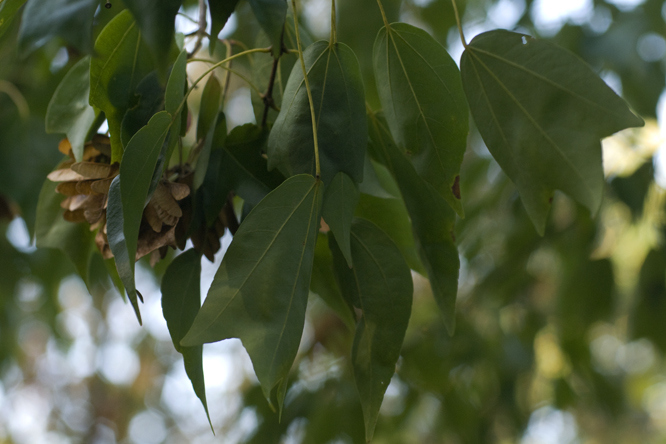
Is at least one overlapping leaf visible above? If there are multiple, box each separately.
[369,111,459,334]
[330,218,413,442]
[373,22,468,216]
[268,40,367,186]
[18,0,98,53]
[461,30,644,234]
[181,175,323,405]
[209,0,240,53]
[249,0,287,56]
[46,57,97,162]
[322,172,359,267]
[196,74,222,141]
[161,249,212,428]
[90,10,154,162]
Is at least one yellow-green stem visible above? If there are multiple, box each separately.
[451,0,467,48]
[330,0,337,44]
[375,0,389,28]
[291,0,321,178]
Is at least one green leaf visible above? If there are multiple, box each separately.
[107,176,142,323]
[166,50,188,116]
[248,0,287,56]
[119,111,171,294]
[161,249,212,429]
[120,71,165,148]
[330,218,413,442]
[461,30,644,234]
[196,74,222,141]
[631,249,666,353]
[201,114,230,226]
[0,0,27,39]
[193,116,217,191]
[322,172,359,268]
[369,111,459,334]
[35,178,94,279]
[45,56,96,162]
[358,155,395,199]
[209,0,240,52]
[354,193,424,275]
[268,40,367,186]
[310,233,356,331]
[181,174,323,406]
[90,10,154,162]
[18,0,98,53]
[373,22,468,217]
[123,0,181,73]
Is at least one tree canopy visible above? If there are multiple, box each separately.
[0,0,665,443]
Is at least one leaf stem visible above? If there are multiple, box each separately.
[291,0,321,179]
[375,0,389,28]
[330,0,337,44]
[175,47,271,121]
[451,0,467,48]
[0,80,29,120]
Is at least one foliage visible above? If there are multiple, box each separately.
[0,0,665,443]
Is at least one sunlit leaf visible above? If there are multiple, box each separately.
[18,0,98,53]
[182,174,323,406]
[373,22,468,216]
[90,10,154,162]
[330,218,412,442]
[461,30,644,234]
[322,172,359,268]
[46,57,96,162]
[161,249,212,429]
[268,40,367,186]
[369,111,459,334]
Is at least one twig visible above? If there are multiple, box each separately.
[188,0,208,57]
[260,29,286,128]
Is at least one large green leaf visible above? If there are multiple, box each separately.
[248,0,287,56]
[196,74,222,141]
[166,50,188,116]
[18,0,98,53]
[330,218,413,442]
[322,172,359,268]
[119,111,171,290]
[268,40,367,186]
[373,22,468,217]
[46,56,96,162]
[181,175,323,404]
[120,72,165,148]
[209,0,240,52]
[369,111,459,334]
[35,179,94,279]
[107,176,142,323]
[90,10,154,162]
[461,30,644,234]
[161,249,212,428]
[0,0,27,39]
[123,0,181,72]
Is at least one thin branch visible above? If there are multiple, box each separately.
[261,29,286,128]
[188,0,208,57]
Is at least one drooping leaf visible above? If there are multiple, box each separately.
[369,111,459,334]
[107,176,142,323]
[322,172,359,268]
[161,249,212,429]
[196,74,222,141]
[123,0,182,73]
[35,178,94,279]
[373,22,468,216]
[460,30,644,234]
[330,218,413,442]
[268,40,367,186]
[193,117,217,191]
[181,175,323,406]
[248,0,287,56]
[355,193,424,275]
[0,0,27,39]
[166,50,188,116]
[120,72,165,148]
[46,56,97,162]
[119,111,171,291]
[209,0,240,52]
[358,155,395,199]
[201,114,230,226]
[310,233,356,331]
[90,10,154,162]
[18,0,98,54]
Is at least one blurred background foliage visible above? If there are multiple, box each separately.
[2,0,666,443]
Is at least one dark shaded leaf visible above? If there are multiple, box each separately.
[248,0,287,56]
[631,249,666,353]
[166,50,188,116]
[330,218,412,442]
[268,40,367,186]
[161,249,212,428]
[322,172,359,267]
[209,0,240,52]
[0,0,27,40]
[461,30,644,234]
[373,22,468,216]
[182,175,323,407]
[46,56,97,162]
[120,71,165,148]
[196,74,222,141]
